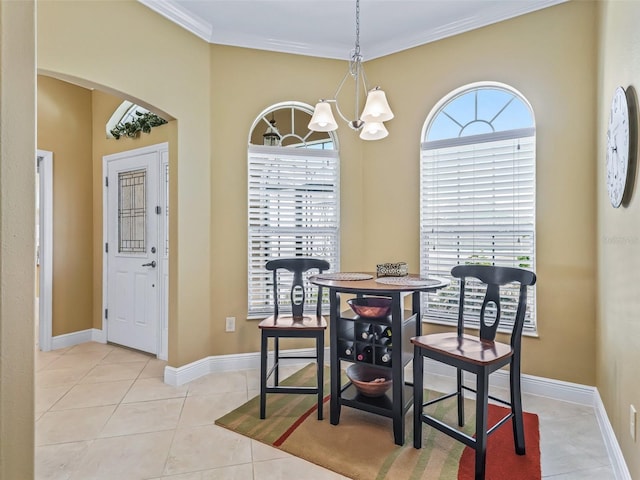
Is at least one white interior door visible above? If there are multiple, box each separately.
[105,146,164,354]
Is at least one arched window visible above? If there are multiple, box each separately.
[420,82,537,333]
[106,101,151,138]
[247,102,340,317]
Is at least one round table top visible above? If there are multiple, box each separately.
[309,272,449,294]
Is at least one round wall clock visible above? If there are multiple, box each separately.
[606,86,633,208]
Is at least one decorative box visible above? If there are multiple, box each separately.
[376,262,408,277]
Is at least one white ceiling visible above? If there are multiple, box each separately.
[139,0,567,60]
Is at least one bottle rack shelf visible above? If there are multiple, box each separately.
[337,309,416,369]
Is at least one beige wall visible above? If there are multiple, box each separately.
[37,0,600,386]
[0,0,35,477]
[209,2,600,386]
[597,1,640,476]
[38,0,211,366]
[365,1,599,386]
[38,75,94,336]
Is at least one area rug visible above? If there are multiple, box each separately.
[216,365,541,479]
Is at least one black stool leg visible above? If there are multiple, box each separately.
[475,369,489,480]
[511,356,526,454]
[260,331,268,419]
[317,332,324,420]
[413,346,424,449]
[274,336,280,386]
[457,367,465,427]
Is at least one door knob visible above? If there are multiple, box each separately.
[142,260,157,268]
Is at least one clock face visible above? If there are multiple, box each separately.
[606,86,631,208]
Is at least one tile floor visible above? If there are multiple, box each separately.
[35,342,616,479]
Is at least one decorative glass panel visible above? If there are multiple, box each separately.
[118,169,146,253]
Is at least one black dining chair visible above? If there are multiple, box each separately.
[411,264,537,480]
[258,257,330,420]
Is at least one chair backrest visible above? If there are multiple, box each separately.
[451,265,537,348]
[266,257,330,320]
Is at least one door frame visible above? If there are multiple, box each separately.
[37,150,53,351]
[102,142,169,359]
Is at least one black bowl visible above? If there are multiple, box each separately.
[347,297,392,318]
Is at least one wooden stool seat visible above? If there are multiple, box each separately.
[259,314,327,330]
[411,333,512,366]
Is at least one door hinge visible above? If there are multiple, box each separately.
[105,308,108,319]
[156,206,162,215]
[105,176,109,187]
[105,242,108,253]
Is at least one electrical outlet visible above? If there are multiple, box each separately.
[225,316,236,332]
[631,405,637,442]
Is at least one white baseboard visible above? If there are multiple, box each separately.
[594,390,632,480]
[50,328,105,350]
[164,347,319,386]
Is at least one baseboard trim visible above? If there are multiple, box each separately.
[164,347,318,386]
[50,329,105,350]
[594,390,632,480]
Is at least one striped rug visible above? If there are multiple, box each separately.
[215,364,541,480]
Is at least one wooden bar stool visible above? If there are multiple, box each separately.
[412,265,536,480]
[259,257,330,420]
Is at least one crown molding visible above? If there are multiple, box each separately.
[138,0,213,43]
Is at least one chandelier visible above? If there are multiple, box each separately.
[307,0,394,140]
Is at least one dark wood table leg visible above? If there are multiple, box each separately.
[391,292,404,446]
[329,290,341,425]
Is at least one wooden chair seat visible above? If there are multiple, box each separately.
[411,332,512,366]
[259,314,327,330]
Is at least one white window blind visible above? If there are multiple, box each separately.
[420,132,536,332]
[248,145,340,317]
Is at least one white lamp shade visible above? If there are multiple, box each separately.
[308,102,338,132]
[359,121,388,141]
[361,88,394,123]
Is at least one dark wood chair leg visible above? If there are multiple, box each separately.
[413,346,424,449]
[274,336,280,386]
[510,356,526,454]
[475,369,489,480]
[260,332,268,419]
[317,332,324,420]
[457,367,465,427]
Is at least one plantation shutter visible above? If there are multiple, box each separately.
[419,129,536,332]
[248,145,340,317]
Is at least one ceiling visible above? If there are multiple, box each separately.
[139,0,567,61]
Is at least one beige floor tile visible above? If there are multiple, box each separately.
[36,384,74,414]
[64,342,114,355]
[36,366,91,387]
[99,397,184,437]
[51,379,134,411]
[163,425,252,475]
[253,456,349,480]
[35,441,90,480]
[35,351,63,371]
[36,405,116,446]
[200,463,255,479]
[179,391,248,427]
[251,440,290,462]
[187,371,248,397]
[69,430,174,480]
[122,376,188,403]
[46,350,110,370]
[140,358,169,378]
[80,360,147,383]
[101,347,154,364]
